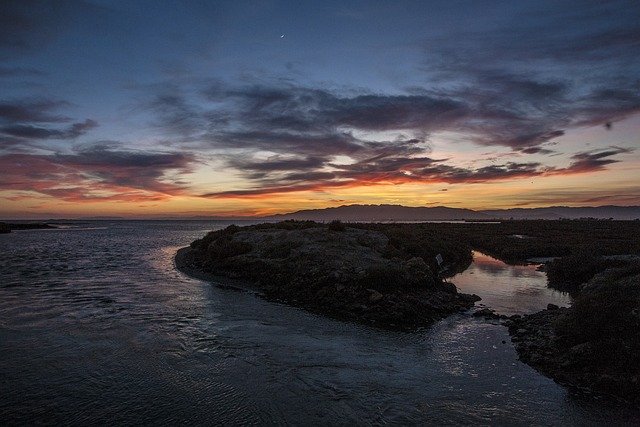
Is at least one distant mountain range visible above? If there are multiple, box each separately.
[261,204,640,221]
[14,204,638,222]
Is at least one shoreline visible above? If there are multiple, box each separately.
[175,225,480,330]
[507,307,640,407]
[175,247,265,295]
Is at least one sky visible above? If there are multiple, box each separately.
[1,0,639,219]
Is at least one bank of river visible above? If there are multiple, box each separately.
[1,221,638,425]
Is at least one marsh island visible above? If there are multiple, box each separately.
[178,219,640,405]
[177,220,480,329]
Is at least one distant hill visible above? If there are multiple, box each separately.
[263,204,490,221]
[261,204,640,221]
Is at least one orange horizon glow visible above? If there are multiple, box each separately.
[2,3,639,220]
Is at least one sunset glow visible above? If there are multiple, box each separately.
[1,1,639,219]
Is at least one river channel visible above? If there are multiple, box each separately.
[1,221,637,425]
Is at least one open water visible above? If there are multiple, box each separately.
[1,221,638,425]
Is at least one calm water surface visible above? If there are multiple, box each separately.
[452,251,572,315]
[1,221,637,425]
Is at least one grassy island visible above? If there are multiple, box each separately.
[177,220,480,329]
[178,219,640,403]
[508,262,640,404]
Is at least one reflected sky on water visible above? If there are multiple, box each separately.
[452,251,571,316]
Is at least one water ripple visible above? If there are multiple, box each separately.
[1,221,638,425]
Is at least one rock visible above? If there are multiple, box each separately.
[473,308,497,318]
[569,342,593,358]
[439,281,457,294]
[368,289,384,303]
[459,293,481,303]
[547,303,559,310]
[179,222,481,330]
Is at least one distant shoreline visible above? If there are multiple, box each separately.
[0,222,57,233]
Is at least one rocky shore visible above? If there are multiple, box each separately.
[507,285,640,405]
[176,222,480,329]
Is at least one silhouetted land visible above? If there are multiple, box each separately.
[0,222,57,233]
[263,204,640,221]
[179,219,640,403]
[178,220,481,329]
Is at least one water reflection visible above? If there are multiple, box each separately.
[3,223,638,425]
[452,251,571,315]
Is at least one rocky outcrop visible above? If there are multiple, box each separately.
[178,223,480,329]
[507,306,640,404]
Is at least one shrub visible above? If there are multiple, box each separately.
[207,237,252,260]
[360,263,408,293]
[263,241,302,259]
[328,219,346,232]
[554,265,640,370]
[546,249,608,290]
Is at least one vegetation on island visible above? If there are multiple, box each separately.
[509,262,640,403]
[183,220,481,329]
[181,218,640,402]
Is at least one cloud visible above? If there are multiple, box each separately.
[201,154,548,199]
[202,84,468,135]
[562,147,634,174]
[199,143,635,199]
[137,75,639,199]
[1,119,97,140]
[0,144,196,203]
[0,99,98,147]
[137,1,640,199]
[0,99,71,123]
[519,146,555,155]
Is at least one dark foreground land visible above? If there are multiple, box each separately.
[178,219,640,404]
[178,220,481,329]
[0,222,57,233]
